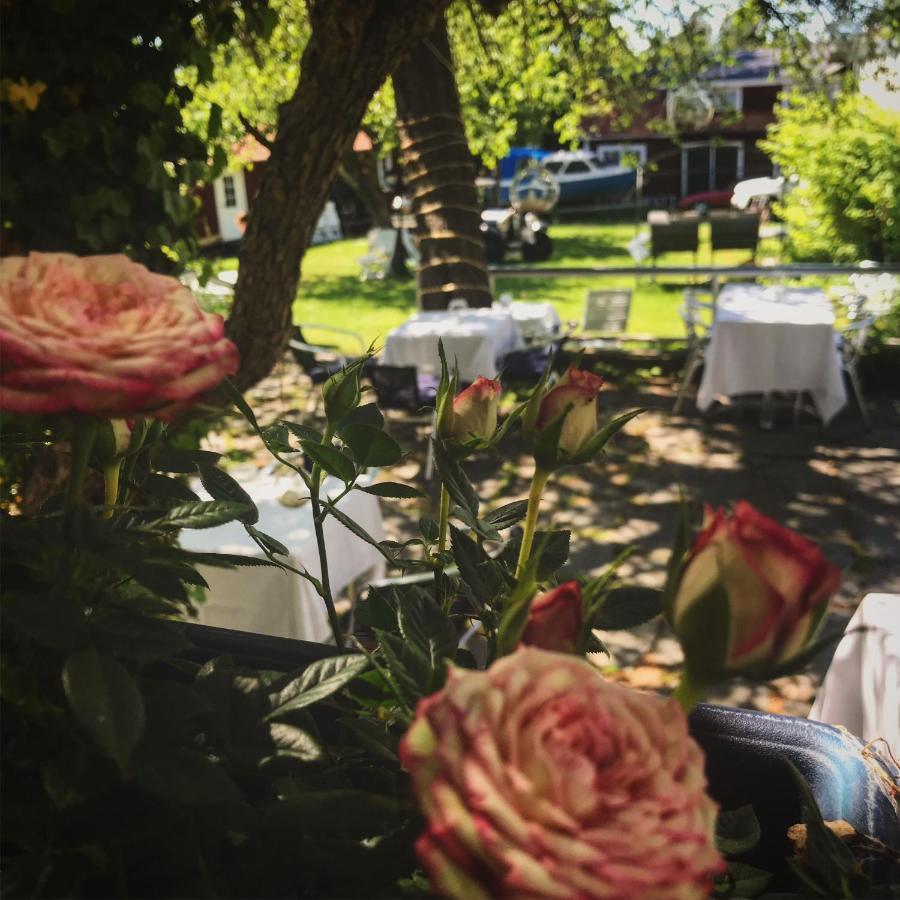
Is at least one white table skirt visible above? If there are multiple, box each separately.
[697,285,847,423]
[809,594,900,758]
[179,472,386,642]
[383,309,524,383]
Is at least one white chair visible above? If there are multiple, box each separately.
[448,298,469,311]
[357,229,398,281]
[673,291,715,414]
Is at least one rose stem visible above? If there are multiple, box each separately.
[102,462,122,519]
[64,419,97,513]
[308,423,344,649]
[515,468,550,579]
[434,484,451,609]
[671,673,706,714]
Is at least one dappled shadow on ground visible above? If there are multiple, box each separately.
[222,360,899,717]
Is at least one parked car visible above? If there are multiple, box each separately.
[677,190,734,211]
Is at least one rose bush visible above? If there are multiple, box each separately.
[0,252,238,418]
[400,647,722,900]
[670,501,841,677]
[519,581,583,653]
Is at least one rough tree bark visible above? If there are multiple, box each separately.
[227,0,450,389]
[393,15,493,310]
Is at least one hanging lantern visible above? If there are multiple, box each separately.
[666,82,715,131]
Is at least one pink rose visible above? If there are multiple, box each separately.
[537,366,604,456]
[0,253,238,419]
[519,581,583,653]
[450,376,501,443]
[671,501,841,675]
[400,647,721,900]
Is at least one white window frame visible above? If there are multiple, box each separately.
[222,174,237,208]
[680,141,745,195]
[586,142,648,166]
[710,86,743,114]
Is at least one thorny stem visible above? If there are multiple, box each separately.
[309,423,343,648]
[515,468,550,579]
[435,483,452,611]
[65,419,97,513]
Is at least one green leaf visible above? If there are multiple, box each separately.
[157,500,252,529]
[141,472,200,502]
[267,654,369,719]
[397,589,457,688]
[327,506,396,563]
[281,421,321,444]
[221,378,261,435]
[714,862,772,898]
[376,629,427,702]
[261,422,294,454]
[197,464,258,525]
[419,516,440,542]
[746,629,846,681]
[482,500,529,531]
[678,582,730,685]
[664,493,694,615]
[570,407,647,464]
[264,722,322,763]
[336,717,398,762]
[338,401,384,430]
[450,523,501,606]
[340,423,402,468]
[504,529,570,581]
[496,553,543,656]
[358,481,424,499]
[134,748,243,806]
[62,648,145,774]
[247,525,289,557]
[716,805,761,856]
[299,440,355,483]
[592,587,663,631]
[532,405,569,471]
[431,439,479,518]
[152,447,222,473]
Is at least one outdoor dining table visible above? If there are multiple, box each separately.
[382,307,525,383]
[497,300,562,342]
[696,283,847,423]
[179,470,386,642]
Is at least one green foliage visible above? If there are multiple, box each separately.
[0,0,269,270]
[763,88,900,263]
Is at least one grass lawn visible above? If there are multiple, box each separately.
[210,221,782,351]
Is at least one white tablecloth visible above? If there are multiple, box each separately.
[697,284,847,423]
[498,301,562,342]
[809,594,899,758]
[179,471,386,642]
[383,309,525,383]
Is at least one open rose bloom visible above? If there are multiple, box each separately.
[400,648,722,899]
[0,253,239,419]
[671,501,841,676]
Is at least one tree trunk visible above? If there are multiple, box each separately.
[227,0,449,389]
[393,16,492,310]
[337,143,391,230]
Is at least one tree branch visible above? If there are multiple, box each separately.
[238,114,274,150]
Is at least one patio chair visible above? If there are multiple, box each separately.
[357,229,398,281]
[366,364,440,413]
[500,341,562,387]
[710,212,760,262]
[650,218,699,266]
[673,291,715,414]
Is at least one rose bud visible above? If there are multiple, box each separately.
[671,501,841,679]
[536,366,604,456]
[449,376,501,444]
[400,647,722,900]
[519,581,583,653]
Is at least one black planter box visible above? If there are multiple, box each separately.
[186,624,900,886]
